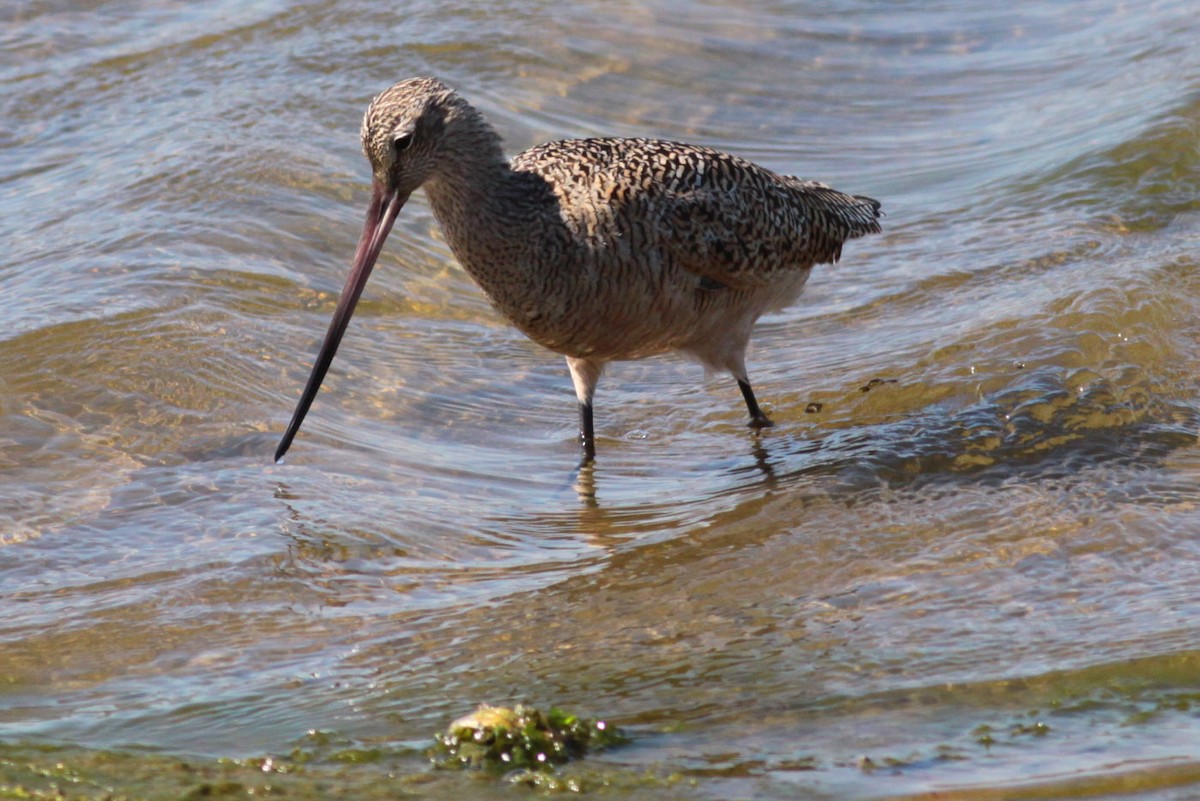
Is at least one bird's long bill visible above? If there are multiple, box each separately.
[275,181,408,462]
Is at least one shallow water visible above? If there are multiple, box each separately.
[3,0,1200,797]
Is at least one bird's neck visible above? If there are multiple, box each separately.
[423,135,546,274]
[425,152,514,257]
[424,149,571,341]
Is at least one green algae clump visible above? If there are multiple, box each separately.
[430,704,625,772]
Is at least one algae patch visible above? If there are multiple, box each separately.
[430,704,626,773]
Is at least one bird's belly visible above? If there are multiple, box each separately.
[493,265,812,365]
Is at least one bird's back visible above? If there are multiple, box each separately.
[511,138,881,288]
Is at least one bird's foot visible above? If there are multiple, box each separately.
[748,414,775,430]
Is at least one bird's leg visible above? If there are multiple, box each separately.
[738,379,775,429]
[579,400,596,462]
[566,356,605,464]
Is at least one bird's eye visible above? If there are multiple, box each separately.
[393,133,414,152]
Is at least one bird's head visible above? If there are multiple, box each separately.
[360,76,461,197]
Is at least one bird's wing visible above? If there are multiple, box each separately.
[512,139,882,290]
[657,175,882,289]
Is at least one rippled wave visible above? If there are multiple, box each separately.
[3,0,1200,796]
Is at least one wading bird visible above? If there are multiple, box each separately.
[276,77,881,464]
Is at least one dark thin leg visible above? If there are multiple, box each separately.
[738,379,774,429]
[578,401,596,462]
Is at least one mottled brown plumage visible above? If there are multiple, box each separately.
[277,77,882,463]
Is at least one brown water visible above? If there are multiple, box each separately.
[3,1,1200,798]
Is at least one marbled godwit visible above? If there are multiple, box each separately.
[276,77,882,464]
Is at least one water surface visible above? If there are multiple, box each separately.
[3,1,1200,797]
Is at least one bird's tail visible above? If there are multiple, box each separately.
[790,180,883,263]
